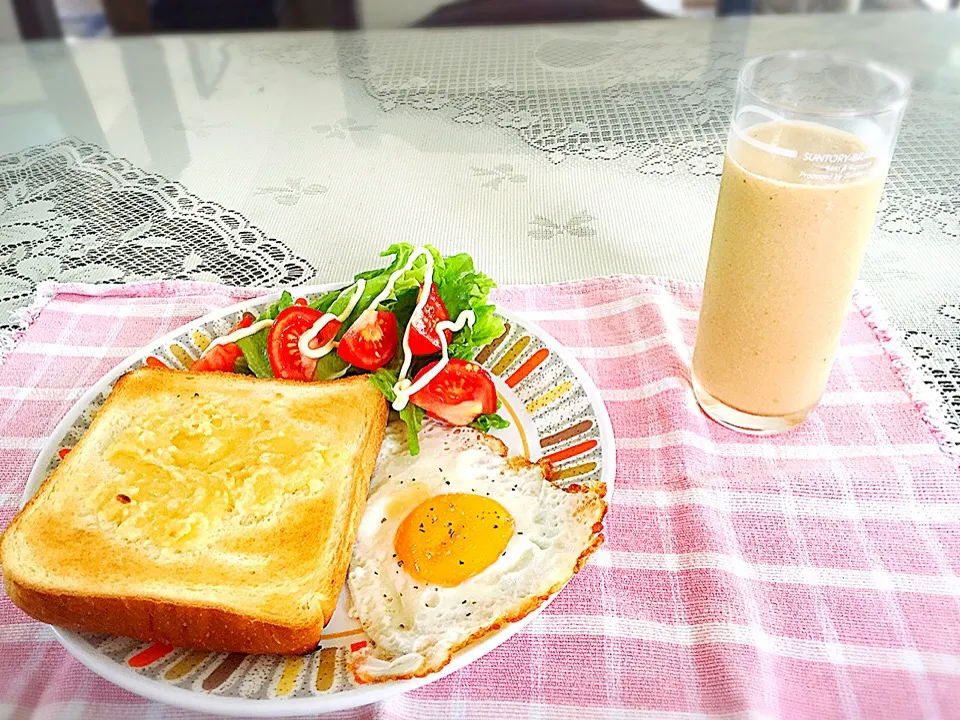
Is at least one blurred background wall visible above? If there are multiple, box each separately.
[0,0,954,41]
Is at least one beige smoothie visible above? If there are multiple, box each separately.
[692,121,886,420]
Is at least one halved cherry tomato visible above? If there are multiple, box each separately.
[294,297,308,306]
[191,314,254,373]
[410,359,497,426]
[408,284,452,356]
[337,309,398,371]
[268,306,341,381]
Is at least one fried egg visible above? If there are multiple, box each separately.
[346,418,606,682]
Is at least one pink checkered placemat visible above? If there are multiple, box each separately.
[1,277,959,720]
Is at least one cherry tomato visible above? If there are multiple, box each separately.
[408,284,452,356]
[191,314,254,373]
[410,359,497,426]
[145,356,170,369]
[337,309,398,371]
[268,306,341,381]
[294,297,308,306]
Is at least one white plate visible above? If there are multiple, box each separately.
[21,284,615,716]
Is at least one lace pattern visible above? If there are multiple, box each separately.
[230,23,960,445]
[1,18,958,444]
[0,138,316,338]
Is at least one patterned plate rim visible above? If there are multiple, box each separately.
[21,284,616,716]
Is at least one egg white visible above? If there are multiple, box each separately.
[347,419,605,682]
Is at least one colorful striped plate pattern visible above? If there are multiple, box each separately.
[23,285,615,716]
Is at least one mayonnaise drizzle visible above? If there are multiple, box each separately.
[297,314,340,359]
[395,250,438,384]
[377,247,479,411]
[336,278,368,322]
[367,246,434,311]
[298,279,367,360]
[226,247,473,409]
[391,309,475,411]
[198,318,273,357]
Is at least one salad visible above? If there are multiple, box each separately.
[186,244,510,454]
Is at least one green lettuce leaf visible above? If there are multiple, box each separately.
[235,245,506,453]
[312,353,349,380]
[400,404,425,456]
[236,331,273,378]
[368,367,399,402]
[259,290,295,321]
[236,290,296,378]
[233,356,253,375]
[434,253,504,361]
[448,304,504,361]
[368,368,425,455]
[308,289,341,313]
[470,413,510,433]
[388,284,421,336]
[355,243,416,281]
[357,246,507,454]
[325,245,440,338]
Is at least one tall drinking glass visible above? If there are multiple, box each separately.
[692,51,909,434]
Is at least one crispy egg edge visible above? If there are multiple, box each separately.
[347,444,608,685]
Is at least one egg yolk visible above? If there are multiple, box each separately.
[394,493,514,587]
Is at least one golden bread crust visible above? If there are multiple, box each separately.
[1,368,389,655]
[315,384,388,631]
[4,579,325,655]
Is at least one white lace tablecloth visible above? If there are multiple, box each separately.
[0,12,958,439]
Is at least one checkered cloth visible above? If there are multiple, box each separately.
[1,277,958,720]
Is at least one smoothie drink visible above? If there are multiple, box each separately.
[693,122,885,421]
[691,52,908,434]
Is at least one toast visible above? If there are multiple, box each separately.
[0,368,388,655]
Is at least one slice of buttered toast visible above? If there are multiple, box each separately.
[1,368,388,655]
